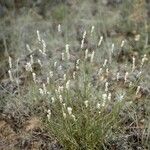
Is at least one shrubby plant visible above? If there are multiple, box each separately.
[7,28,146,149]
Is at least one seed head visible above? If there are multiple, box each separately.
[63,74,67,81]
[61,52,65,60]
[98,36,103,46]
[132,56,136,71]
[67,107,72,115]
[98,68,103,75]
[8,70,13,82]
[136,86,141,95]
[121,40,125,47]
[103,59,108,67]
[47,77,50,84]
[42,83,47,94]
[37,59,42,67]
[96,103,101,109]
[39,88,44,96]
[49,71,53,78]
[90,51,95,63]
[59,95,63,103]
[124,72,129,83]
[47,109,51,120]
[71,114,76,121]
[84,100,88,107]
[83,31,86,39]
[58,24,61,32]
[32,72,36,83]
[37,30,41,42]
[91,25,95,35]
[85,49,88,60]
[108,92,112,101]
[66,80,70,90]
[30,55,34,64]
[8,56,12,69]
[105,82,109,92]
[26,44,32,52]
[51,97,55,103]
[25,62,33,72]
[62,111,66,119]
[73,71,76,80]
[81,39,84,49]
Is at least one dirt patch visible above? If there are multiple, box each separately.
[0,117,61,150]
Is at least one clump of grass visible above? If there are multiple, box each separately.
[21,29,149,149]
[1,24,149,149]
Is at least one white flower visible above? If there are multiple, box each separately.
[62,103,66,108]
[67,107,72,115]
[124,72,129,83]
[98,36,103,46]
[136,86,141,95]
[91,25,95,35]
[37,30,41,42]
[39,88,44,96]
[49,71,53,78]
[66,80,70,90]
[8,56,12,69]
[90,51,95,63]
[42,39,46,53]
[103,59,108,67]
[25,62,33,72]
[37,59,42,67]
[59,95,63,103]
[98,68,102,75]
[76,59,80,65]
[65,44,70,60]
[47,109,51,120]
[58,65,62,71]
[71,114,76,121]
[51,97,55,103]
[108,93,112,101]
[116,72,120,81]
[30,55,34,64]
[26,44,32,52]
[111,43,114,53]
[105,82,109,92]
[55,89,58,94]
[63,74,67,81]
[96,103,101,109]
[47,77,50,84]
[134,34,140,41]
[61,52,65,60]
[83,31,86,39]
[116,90,126,101]
[58,86,64,93]
[102,93,107,101]
[43,83,47,94]
[129,82,132,87]
[106,68,109,76]
[32,72,36,83]
[102,93,107,106]
[58,24,61,32]
[121,40,125,47]
[73,72,76,80]
[84,100,88,107]
[54,61,57,67]
[8,70,13,82]
[81,39,84,49]
[132,56,136,71]
[141,54,148,67]
[62,111,66,119]
[85,49,88,59]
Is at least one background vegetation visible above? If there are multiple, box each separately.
[0,0,150,149]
